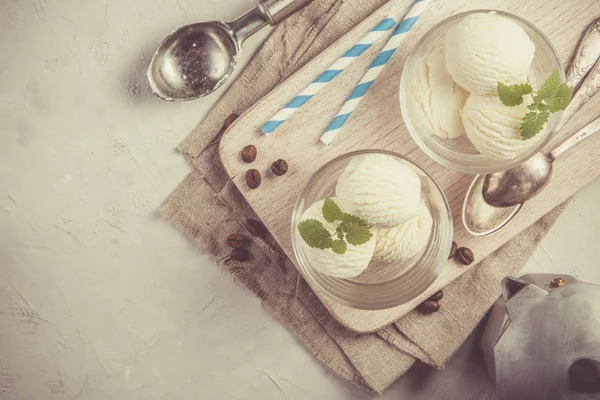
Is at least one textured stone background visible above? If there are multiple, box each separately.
[1,0,600,399]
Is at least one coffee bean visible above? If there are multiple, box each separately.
[230,248,250,262]
[271,159,288,176]
[428,290,444,302]
[245,169,261,189]
[223,113,239,131]
[218,113,239,136]
[455,247,474,265]
[417,300,440,314]
[246,219,268,237]
[448,241,457,260]
[241,145,257,163]
[226,234,246,248]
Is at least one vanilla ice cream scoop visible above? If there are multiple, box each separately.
[409,49,469,139]
[445,13,535,96]
[462,94,543,160]
[298,198,376,278]
[336,154,421,228]
[374,200,433,261]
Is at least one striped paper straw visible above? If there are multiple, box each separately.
[320,0,428,145]
[261,17,397,135]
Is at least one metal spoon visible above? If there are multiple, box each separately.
[482,43,600,208]
[462,175,523,237]
[463,19,600,235]
[483,116,600,207]
[463,117,600,236]
[148,0,312,101]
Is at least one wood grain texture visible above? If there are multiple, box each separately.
[219,0,600,333]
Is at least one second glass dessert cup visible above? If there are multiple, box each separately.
[291,150,453,310]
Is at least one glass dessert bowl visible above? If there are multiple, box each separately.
[291,150,453,310]
[400,10,565,174]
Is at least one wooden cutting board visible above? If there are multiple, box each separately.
[219,0,600,333]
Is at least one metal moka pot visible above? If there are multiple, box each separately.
[482,274,600,399]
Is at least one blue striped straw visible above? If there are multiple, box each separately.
[261,17,397,135]
[320,0,429,145]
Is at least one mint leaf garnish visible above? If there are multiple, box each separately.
[342,213,371,228]
[498,69,572,140]
[298,219,332,250]
[331,240,347,255]
[340,221,373,246]
[536,69,561,102]
[322,198,344,223]
[298,199,373,254]
[521,110,550,140]
[498,82,533,106]
[547,84,573,112]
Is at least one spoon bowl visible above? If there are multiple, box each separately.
[148,22,238,101]
[463,175,523,237]
[483,152,553,208]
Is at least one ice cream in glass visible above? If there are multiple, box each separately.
[400,10,566,174]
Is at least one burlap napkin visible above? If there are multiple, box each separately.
[161,0,567,394]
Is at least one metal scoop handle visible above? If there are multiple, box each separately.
[230,0,312,44]
[258,0,313,25]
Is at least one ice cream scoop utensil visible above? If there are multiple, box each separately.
[320,0,429,145]
[482,115,600,208]
[148,0,312,101]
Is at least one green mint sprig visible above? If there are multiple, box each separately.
[298,199,372,255]
[497,69,573,140]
